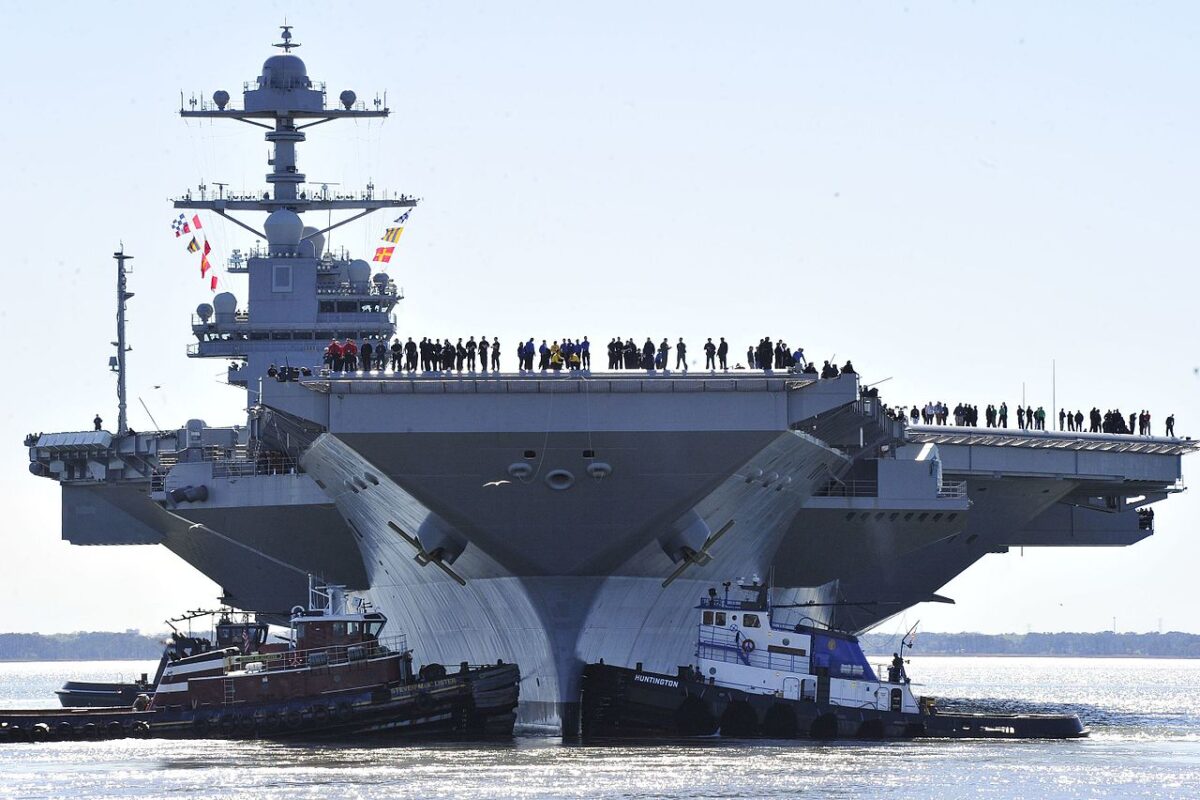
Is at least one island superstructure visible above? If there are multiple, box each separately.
[27,30,1197,734]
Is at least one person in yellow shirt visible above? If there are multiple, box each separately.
[550,341,563,371]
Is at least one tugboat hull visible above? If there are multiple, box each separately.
[580,663,1086,740]
[0,663,519,743]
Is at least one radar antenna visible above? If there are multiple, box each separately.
[274,23,300,52]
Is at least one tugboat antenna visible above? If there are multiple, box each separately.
[112,248,134,436]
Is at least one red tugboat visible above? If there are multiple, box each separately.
[0,580,519,742]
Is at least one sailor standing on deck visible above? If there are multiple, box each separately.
[479,337,490,374]
[676,338,687,371]
[718,338,729,371]
[492,338,501,372]
[93,414,103,431]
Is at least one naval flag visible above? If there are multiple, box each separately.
[171,213,191,237]
[192,214,203,231]
[393,210,411,224]
[381,227,404,243]
[200,254,211,277]
[186,237,200,253]
[373,247,394,263]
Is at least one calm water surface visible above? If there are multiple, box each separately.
[0,657,1196,799]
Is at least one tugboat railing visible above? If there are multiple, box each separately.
[230,635,408,673]
[697,626,810,674]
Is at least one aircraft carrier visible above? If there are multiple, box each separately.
[27,30,1197,733]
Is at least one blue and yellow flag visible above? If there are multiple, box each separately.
[381,227,404,243]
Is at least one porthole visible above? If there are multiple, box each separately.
[583,449,596,458]
[523,450,537,459]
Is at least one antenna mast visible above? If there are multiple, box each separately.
[112,248,134,435]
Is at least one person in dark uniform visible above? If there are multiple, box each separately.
[93,414,103,431]
[675,338,687,371]
[466,337,477,371]
[390,338,402,371]
[405,338,417,372]
[704,338,716,370]
[717,337,728,371]
[1167,414,1175,437]
[492,338,501,372]
[479,337,490,374]
[360,341,373,372]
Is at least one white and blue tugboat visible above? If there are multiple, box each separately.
[580,580,1086,740]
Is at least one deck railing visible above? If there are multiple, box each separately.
[230,635,408,673]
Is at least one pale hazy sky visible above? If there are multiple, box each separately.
[1,2,1196,636]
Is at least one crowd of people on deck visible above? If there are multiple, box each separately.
[315,335,855,377]
[899,400,1178,438]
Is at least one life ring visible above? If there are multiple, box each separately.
[741,638,756,655]
[31,723,50,742]
[132,721,151,737]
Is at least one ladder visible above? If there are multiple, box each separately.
[223,677,235,706]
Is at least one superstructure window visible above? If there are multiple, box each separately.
[743,614,761,628]
[714,612,726,626]
[703,611,714,625]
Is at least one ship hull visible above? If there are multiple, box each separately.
[579,663,1087,740]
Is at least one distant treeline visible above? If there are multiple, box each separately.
[3,630,1200,661]
[860,631,1200,658]
[0,632,164,661]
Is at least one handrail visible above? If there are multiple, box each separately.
[230,634,408,673]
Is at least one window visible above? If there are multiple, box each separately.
[272,264,293,292]
[702,611,713,625]
[332,622,346,636]
[714,612,726,626]
[743,614,761,628]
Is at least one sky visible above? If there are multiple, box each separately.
[0,2,1196,636]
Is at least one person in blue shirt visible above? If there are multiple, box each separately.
[580,337,591,370]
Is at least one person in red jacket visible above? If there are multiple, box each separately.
[325,339,343,371]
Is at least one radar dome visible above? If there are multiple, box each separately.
[348,260,371,284]
[372,272,389,285]
[339,90,357,110]
[213,293,237,314]
[196,303,214,322]
[212,90,230,109]
[259,55,310,90]
[301,226,325,258]
[264,209,303,248]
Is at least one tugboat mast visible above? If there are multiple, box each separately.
[112,248,133,436]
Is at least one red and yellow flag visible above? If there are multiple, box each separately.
[373,247,394,263]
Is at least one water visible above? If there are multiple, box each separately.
[0,657,1197,799]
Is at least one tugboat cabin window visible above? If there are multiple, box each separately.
[714,612,726,626]
[332,622,346,636]
[702,611,714,625]
[347,621,362,636]
[365,621,385,638]
[742,614,761,628]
